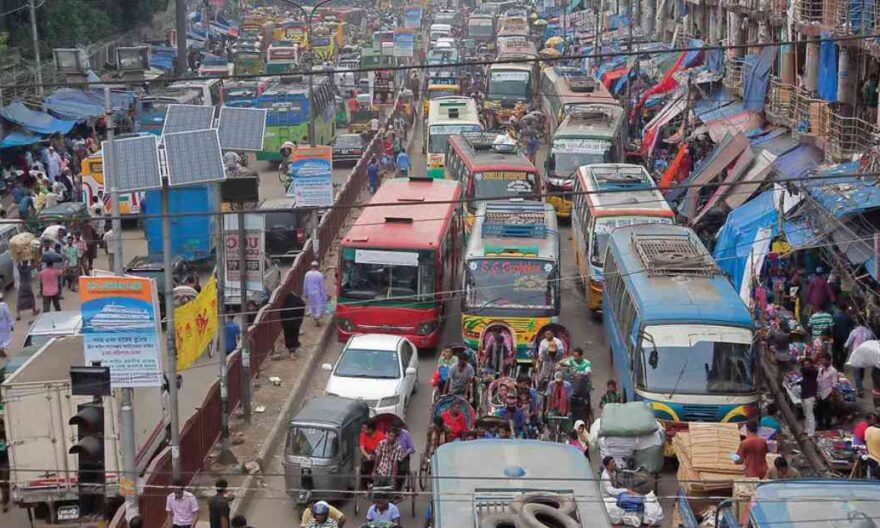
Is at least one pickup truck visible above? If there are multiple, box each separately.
[1,336,167,523]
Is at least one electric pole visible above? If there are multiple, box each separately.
[28,0,43,95]
[175,0,188,75]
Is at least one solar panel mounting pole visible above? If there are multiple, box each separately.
[104,86,139,519]
[238,207,252,423]
[162,186,182,480]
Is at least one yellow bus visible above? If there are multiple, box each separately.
[571,164,675,311]
[80,150,143,216]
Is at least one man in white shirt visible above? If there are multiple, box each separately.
[537,329,566,358]
[600,456,631,498]
[103,229,116,271]
[165,478,199,528]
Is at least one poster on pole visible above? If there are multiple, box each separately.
[394,30,416,58]
[175,275,218,371]
[224,213,266,300]
[288,146,334,207]
[79,276,163,388]
[403,7,423,29]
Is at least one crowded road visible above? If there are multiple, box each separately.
[240,118,679,527]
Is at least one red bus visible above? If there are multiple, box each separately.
[336,177,463,347]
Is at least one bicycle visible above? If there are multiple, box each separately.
[544,412,571,443]
[418,452,432,492]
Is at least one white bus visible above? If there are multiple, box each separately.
[425,96,482,179]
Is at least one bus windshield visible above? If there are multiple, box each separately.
[550,150,606,176]
[312,36,331,47]
[340,248,436,303]
[465,258,557,310]
[637,325,755,395]
[488,71,530,99]
[591,217,672,267]
[287,427,338,458]
[469,20,494,37]
[472,171,536,210]
[428,124,482,153]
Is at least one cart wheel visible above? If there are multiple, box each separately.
[419,457,432,492]
[354,467,361,515]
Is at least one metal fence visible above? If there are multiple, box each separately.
[111,95,403,528]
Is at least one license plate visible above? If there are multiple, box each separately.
[301,458,313,468]
[57,505,80,521]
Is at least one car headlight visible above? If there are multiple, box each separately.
[416,321,437,335]
[338,318,355,331]
[378,395,400,407]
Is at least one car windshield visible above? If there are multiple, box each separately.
[335,348,400,378]
[340,248,436,303]
[287,427,338,458]
[471,171,536,211]
[636,326,755,394]
[465,258,557,310]
[265,211,298,229]
[336,136,363,147]
[488,71,530,100]
[428,124,482,154]
[590,217,672,267]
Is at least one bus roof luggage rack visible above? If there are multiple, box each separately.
[482,202,548,238]
[590,167,651,191]
[567,107,613,123]
[631,232,718,277]
[569,78,599,93]
[461,132,503,151]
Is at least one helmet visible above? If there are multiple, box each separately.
[312,501,330,515]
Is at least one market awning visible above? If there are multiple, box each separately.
[802,162,880,218]
[0,130,44,149]
[772,143,823,181]
[0,102,77,135]
[693,101,763,143]
[673,131,750,217]
[713,190,779,292]
[724,149,777,210]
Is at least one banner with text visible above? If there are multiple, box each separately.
[175,275,218,371]
[224,213,266,300]
[403,7,423,29]
[288,145,334,207]
[79,276,162,388]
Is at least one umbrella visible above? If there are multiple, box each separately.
[545,36,564,47]
[533,19,548,26]
[540,48,562,58]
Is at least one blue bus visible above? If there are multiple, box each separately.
[135,89,203,135]
[602,223,757,426]
[255,76,336,161]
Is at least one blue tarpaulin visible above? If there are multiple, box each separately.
[743,45,777,112]
[850,0,875,33]
[818,33,838,102]
[803,161,880,218]
[45,89,134,121]
[0,102,76,135]
[0,130,44,149]
[713,191,779,291]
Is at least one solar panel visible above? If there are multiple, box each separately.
[217,107,267,151]
[101,135,162,193]
[163,129,226,186]
[162,104,215,135]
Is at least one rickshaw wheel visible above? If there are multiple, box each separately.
[418,456,432,492]
[408,472,417,517]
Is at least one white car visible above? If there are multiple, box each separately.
[323,334,419,419]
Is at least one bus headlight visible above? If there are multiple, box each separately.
[338,318,356,332]
[378,395,400,407]
[417,321,437,335]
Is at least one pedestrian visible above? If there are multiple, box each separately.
[526,132,538,164]
[303,261,328,327]
[806,267,835,314]
[808,303,834,340]
[73,232,88,275]
[39,261,63,313]
[166,478,199,528]
[764,455,800,480]
[280,292,305,356]
[15,260,38,321]
[103,227,116,271]
[0,293,13,358]
[63,235,81,291]
[396,149,410,177]
[231,515,252,528]
[207,478,230,528]
[80,221,98,272]
[367,156,380,194]
[800,355,819,436]
[816,352,838,430]
[734,421,769,478]
[366,494,401,525]
[866,419,880,478]
[0,419,9,513]
[46,146,61,183]
[17,188,34,219]
[846,324,876,398]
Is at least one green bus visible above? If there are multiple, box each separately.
[256,76,337,161]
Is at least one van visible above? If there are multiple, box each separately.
[22,311,82,348]
[0,221,24,289]
[429,23,452,44]
[260,197,311,259]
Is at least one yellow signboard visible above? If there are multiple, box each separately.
[175,276,218,371]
